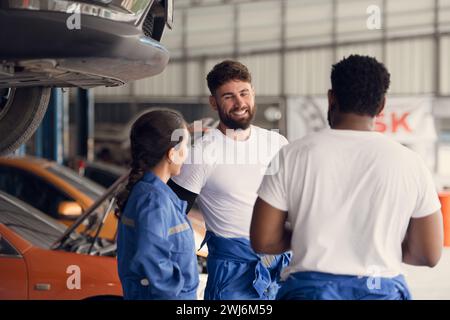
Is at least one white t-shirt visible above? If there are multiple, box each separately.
[172,125,288,238]
[257,128,441,279]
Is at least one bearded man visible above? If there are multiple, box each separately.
[168,60,290,300]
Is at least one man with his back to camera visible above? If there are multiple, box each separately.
[251,54,443,300]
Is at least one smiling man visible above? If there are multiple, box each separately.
[168,60,290,300]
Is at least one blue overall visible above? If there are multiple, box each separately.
[117,171,199,300]
[276,271,412,300]
[202,231,291,300]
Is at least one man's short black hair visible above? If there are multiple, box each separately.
[331,55,390,117]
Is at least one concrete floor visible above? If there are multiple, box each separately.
[196,248,450,300]
[404,247,450,300]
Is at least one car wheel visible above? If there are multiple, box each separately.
[0,87,51,155]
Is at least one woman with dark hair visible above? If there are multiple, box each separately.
[116,109,198,300]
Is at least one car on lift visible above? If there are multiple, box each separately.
[0,156,209,263]
[0,191,122,300]
[0,0,173,155]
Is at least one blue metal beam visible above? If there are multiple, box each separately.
[76,88,94,161]
[13,144,26,156]
[34,88,64,164]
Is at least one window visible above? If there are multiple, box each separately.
[0,166,72,219]
[46,165,105,199]
[0,234,20,257]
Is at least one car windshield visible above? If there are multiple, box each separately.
[46,165,106,200]
[0,192,66,249]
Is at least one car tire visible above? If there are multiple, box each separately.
[0,87,51,156]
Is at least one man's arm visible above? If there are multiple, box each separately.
[402,211,443,267]
[167,179,198,214]
[250,197,291,254]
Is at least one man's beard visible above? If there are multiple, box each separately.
[217,104,256,130]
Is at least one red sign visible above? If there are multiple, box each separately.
[375,112,412,133]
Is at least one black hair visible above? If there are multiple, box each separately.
[331,54,390,117]
[206,60,252,96]
[115,109,186,217]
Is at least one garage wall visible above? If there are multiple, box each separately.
[238,1,282,53]
[285,0,333,47]
[284,49,332,95]
[335,43,383,63]
[336,0,383,42]
[94,0,450,98]
[441,36,450,95]
[186,5,235,57]
[186,60,203,96]
[133,62,184,96]
[385,38,435,94]
[386,0,435,37]
[238,54,281,96]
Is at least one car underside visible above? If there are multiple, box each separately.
[0,0,171,155]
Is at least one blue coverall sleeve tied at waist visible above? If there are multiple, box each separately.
[200,231,291,300]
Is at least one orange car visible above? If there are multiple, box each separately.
[0,156,208,260]
[0,156,116,239]
[0,191,122,300]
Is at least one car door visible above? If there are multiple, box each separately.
[0,233,28,299]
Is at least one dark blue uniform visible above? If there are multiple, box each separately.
[276,272,411,300]
[202,231,291,300]
[117,172,199,300]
